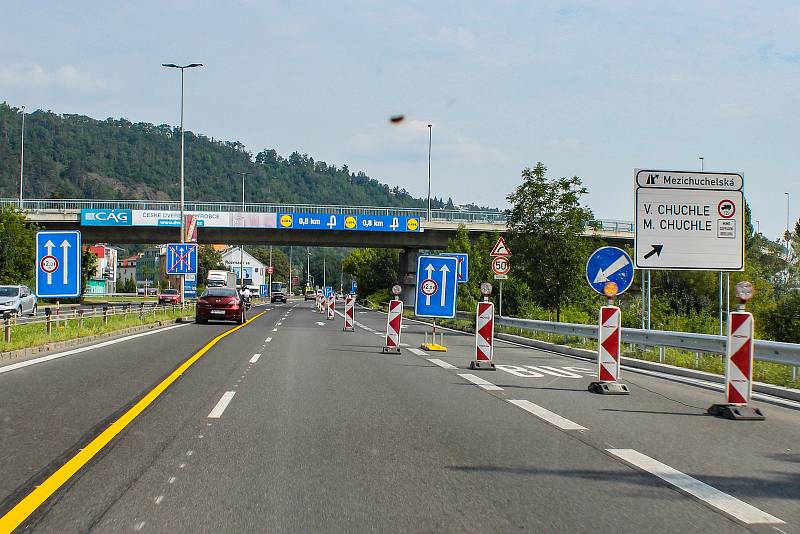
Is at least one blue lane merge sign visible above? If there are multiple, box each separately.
[36,230,82,298]
[440,252,468,283]
[260,284,269,297]
[586,246,634,296]
[415,255,459,318]
[351,280,358,294]
[166,243,198,275]
[323,286,334,298]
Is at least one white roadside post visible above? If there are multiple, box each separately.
[470,282,496,370]
[708,281,765,420]
[382,285,403,354]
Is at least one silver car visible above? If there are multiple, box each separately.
[0,285,38,316]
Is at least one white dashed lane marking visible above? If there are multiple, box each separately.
[407,348,428,356]
[507,399,587,431]
[428,358,457,369]
[207,392,236,418]
[606,449,784,525]
[249,353,261,363]
[458,373,503,391]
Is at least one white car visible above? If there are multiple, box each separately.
[0,285,38,316]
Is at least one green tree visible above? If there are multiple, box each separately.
[0,206,37,285]
[506,162,594,321]
[198,245,225,285]
[765,291,800,342]
[343,248,399,298]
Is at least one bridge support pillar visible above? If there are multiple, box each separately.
[399,248,419,308]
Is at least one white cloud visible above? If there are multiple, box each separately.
[0,64,107,92]
[438,26,476,49]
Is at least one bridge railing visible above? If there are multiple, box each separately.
[0,198,635,232]
[495,315,800,367]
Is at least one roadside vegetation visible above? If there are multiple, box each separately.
[349,162,800,345]
[0,305,193,353]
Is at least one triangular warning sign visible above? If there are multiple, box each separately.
[490,236,511,257]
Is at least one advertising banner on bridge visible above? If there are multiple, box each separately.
[277,212,421,232]
[81,209,277,229]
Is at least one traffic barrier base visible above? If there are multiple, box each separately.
[707,404,765,420]
[587,381,630,395]
[421,329,447,352]
[469,360,495,370]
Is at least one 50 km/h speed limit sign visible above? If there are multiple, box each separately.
[491,256,510,276]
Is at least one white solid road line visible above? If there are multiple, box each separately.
[249,353,261,363]
[458,373,503,391]
[0,323,190,375]
[507,399,587,431]
[207,391,236,418]
[428,358,456,369]
[265,337,272,343]
[407,348,428,356]
[606,449,784,525]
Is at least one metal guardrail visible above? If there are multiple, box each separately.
[495,316,800,367]
[0,198,635,233]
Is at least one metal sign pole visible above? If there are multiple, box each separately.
[719,271,724,336]
[499,280,503,317]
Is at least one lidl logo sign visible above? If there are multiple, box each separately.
[406,218,419,231]
[344,216,357,229]
[279,214,293,228]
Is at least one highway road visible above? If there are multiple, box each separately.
[0,300,797,533]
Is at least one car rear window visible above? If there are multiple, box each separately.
[202,288,238,297]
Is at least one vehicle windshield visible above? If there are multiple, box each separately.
[202,288,238,298]
[161,289,178,295]
[0,287,20,297]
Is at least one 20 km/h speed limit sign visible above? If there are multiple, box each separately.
[491,256,510,276]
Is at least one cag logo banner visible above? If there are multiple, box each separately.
[81,209,132,226]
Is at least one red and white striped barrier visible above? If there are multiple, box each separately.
[470,301,496,370]
[382,299,402,353]
[326,296,335,320]
[316,294,323,312]
[588,305,629,394]
[343,296,355,331]
[598,306,621,381]
[726,311,754,404]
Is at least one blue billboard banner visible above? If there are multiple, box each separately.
[277,213,421,232]
[81,209,132,226]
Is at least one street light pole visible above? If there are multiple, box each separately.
[19,106,25,208]
[235,172,252,289]
[699,156,704,172]
[162,62,203,303]
[427,124,432,222]
[786,192,791,262]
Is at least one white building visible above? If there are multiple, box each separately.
[221,248,267,289]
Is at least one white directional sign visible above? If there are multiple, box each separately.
[634,169,744,271]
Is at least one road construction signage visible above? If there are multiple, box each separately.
[491,256,510,276]
[36,230,82,298]
[586,247,634,296]
[634,169,744,271]
[490,236,511,257]
[415,255,458,318]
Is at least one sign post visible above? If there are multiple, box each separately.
[415,255,458,351]
[36,231,82,299]
[586,247,633,395]
[490,237,511,316]
[383,285,403,354]
[708,281,765,420]
[471,282,496,370]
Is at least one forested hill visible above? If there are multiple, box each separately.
[0,102,461,208]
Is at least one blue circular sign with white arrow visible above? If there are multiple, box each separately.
[586,246,634,296]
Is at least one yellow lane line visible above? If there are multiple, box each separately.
[0,311,265,533]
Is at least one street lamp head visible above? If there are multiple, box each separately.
[162,63,204,69]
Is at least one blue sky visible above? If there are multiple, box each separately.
[2,1,799,240]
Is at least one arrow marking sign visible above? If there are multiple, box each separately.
[643,244,663,260]
[586,247,634,296]
[415,255,458,319]
[592,254,630,284]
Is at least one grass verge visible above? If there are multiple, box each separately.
[1,306,193,353]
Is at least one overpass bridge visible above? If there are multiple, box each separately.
[6,198,634,304]
[4,198,634,248]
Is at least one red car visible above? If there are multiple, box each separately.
[158,288,181,304]
[196,287,246,324]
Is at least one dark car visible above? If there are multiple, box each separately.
[196,287,246,324]
[304,290,316,301]
[158,288,180,304]
[270,289,287,304]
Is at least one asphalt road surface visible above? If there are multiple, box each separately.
[0,300,797,533]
